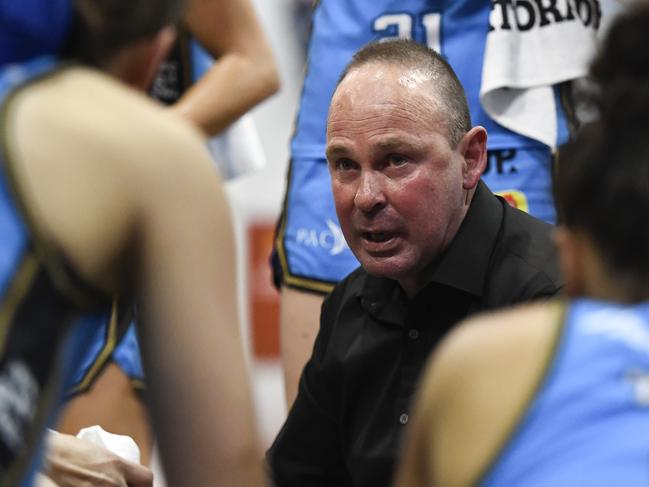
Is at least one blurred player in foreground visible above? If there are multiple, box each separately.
[0,0,262,484]
[395,5,649,486]
[55,0,279,464]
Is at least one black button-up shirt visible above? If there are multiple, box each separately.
[268,182,563,487]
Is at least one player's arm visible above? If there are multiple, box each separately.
[171,0,280,135]
[120,122,263,485]
[280,287,325,406]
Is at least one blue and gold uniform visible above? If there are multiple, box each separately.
[0,57,123,485]
[481,299,649,487]
[275,0,593,293]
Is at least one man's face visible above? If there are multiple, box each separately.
[326,63,469,294]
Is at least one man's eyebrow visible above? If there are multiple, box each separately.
[325,144,350,158]
[373,137,427,154]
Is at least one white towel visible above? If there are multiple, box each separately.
[207,113,267,180]
[481,0,600,148]
[76,425,141,464]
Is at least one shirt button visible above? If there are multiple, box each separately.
[408,329,419,340]
[399,413,409,425]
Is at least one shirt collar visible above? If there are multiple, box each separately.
[419,180,503,297]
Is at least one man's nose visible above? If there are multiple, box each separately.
[354,171,386,213]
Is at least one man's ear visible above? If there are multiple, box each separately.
[554,226,585,297]
[458,126,487,190]
[119,26,177,91]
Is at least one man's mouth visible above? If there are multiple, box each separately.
[362,232,393,243]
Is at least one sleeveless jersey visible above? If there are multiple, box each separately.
[481,299,649,487]
[0,57,115,486]
[149,31,212,105]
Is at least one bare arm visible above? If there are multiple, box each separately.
[280,287,324,406]
[132,135,264,485]
[171,0,280,135]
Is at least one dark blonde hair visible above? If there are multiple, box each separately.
[62,0,185,66]
[556,3,649,294]
[338,39,471,148]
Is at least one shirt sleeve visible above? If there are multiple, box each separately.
[266,294,353,487]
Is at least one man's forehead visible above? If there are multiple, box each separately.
[332,63,440,113]
[329,66,444,127]
[337,62,437,94]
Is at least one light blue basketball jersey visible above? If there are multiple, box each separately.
[481,299,649,487]
[0,57,115,486]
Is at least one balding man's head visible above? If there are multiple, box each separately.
[336,39,471,148]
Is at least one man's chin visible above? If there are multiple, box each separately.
[357,254,412,281]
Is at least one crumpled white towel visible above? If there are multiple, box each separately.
[481,0,600,147]
[207,113,267,180]
[77,425,141,464]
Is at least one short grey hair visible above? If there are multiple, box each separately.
[337,39,472,147]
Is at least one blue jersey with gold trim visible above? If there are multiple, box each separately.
[481,299,649,487]
[0,57,113,486]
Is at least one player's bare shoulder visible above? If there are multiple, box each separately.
[9,66,211,177]
[417,301,565,487]
[3,66,221,293]
[436,300,563,378]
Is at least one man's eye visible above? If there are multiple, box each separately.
[387,154,408,167]
[336,159,357,171]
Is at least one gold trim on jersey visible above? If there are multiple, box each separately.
[66,298,120,396]
[0,254,39,358]
[470,300,568,487]
[131,378,146,391]
[274,160,336,295]
[0,66,111,311]
[275,215,336,295]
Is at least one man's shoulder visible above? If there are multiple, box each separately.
[487,204,563,304]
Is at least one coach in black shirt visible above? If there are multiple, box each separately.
[268,40,562,487]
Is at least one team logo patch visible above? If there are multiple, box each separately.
[295,219,349,256]
[496,189,529,213]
